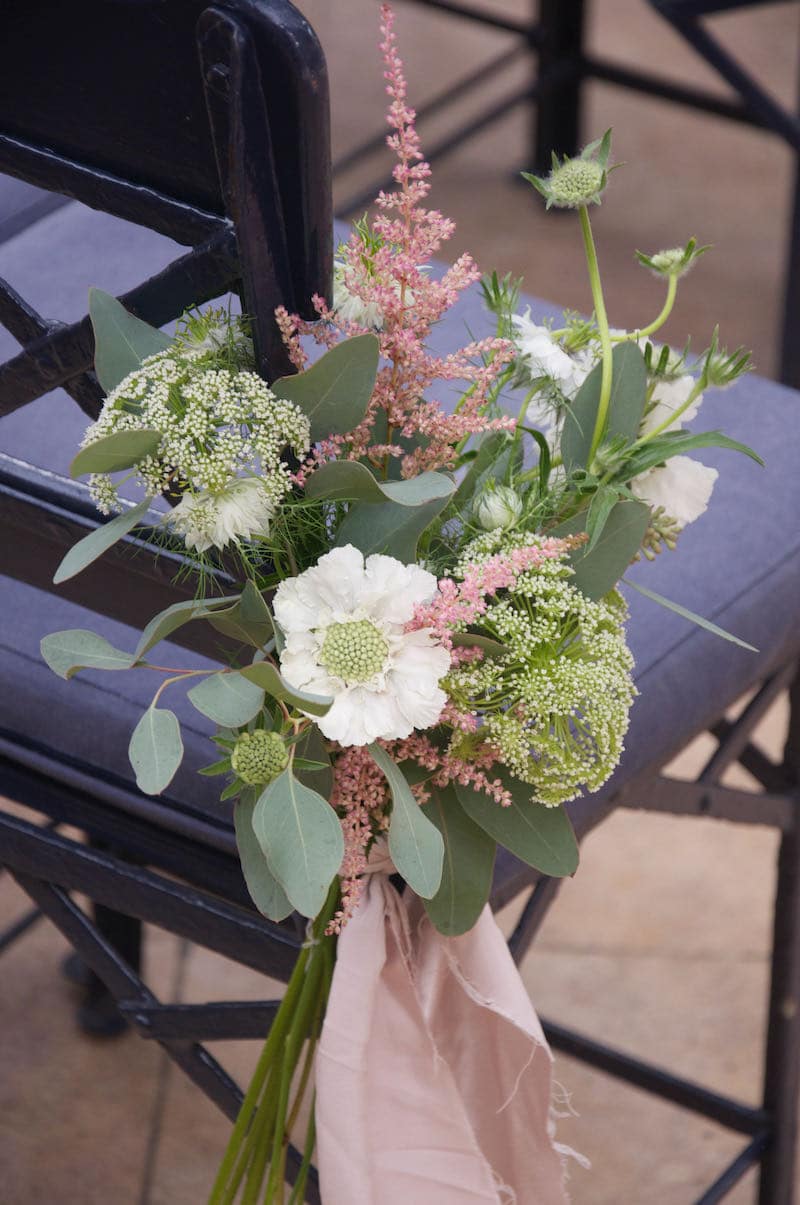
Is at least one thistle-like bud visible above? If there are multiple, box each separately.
[701,327,752,389]
[635,237,709,280]
[474,485,523,532]
[231,729,288,786]
[522,130,614,210]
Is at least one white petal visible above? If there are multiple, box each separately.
[640,375,702,436]
[631,456,718,527]
[362,555,438,623]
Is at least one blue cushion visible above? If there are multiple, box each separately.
[0,205,797,863]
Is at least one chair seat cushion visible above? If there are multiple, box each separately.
[1,200,798,887]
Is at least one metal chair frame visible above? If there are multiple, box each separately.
[1,2,799,1202]
[336,0,800,387]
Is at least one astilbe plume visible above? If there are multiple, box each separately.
[278,4,515,485]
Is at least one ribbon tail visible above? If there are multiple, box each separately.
[316,881,574,1204]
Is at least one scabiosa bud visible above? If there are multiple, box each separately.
[635,237,709,279]
[522,130,614,210]
[231,730,288,786]
[474,485,523,532]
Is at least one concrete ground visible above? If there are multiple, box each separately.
[1,1,798,1202]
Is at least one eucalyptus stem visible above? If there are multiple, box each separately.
[579,204,613,466]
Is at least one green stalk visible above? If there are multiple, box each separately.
[287,1106,316,1205]
[208,946,311,1204]
[579,204,613,467]
[611,273,677,344]
[631,377,705,446]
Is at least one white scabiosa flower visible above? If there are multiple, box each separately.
[639,374,702,437]
[273,545,450,747]
[168,477,276,551]
[332,262,386,329]
[631,456,718,528]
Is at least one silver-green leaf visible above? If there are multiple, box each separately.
[456,770,579,878]
[368,742,444,898]
[89,286,172,393]
[423,785,496,937]
[128,705,184,795]
[234,790,294,921]
[271,333,380,443]
[70,429,162,479]
[238,662,332,717]
[187,672,265,727]
[252,770,344,918]
[54,498,153,584]
[306,460,454,507]
[41,629,136,679]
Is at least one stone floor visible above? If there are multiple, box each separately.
[1,1,798,1202]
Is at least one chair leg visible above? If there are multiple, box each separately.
[759,670,800,1205]
[531,0,586,172]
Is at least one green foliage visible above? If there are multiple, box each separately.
[54,498,153,584]
[623,577,757,652]
[561,342,647,471]
[616,430,763,483]
[234,790,293,921]
[252,769,344,918]
[88,287,171,393]
[70,429,161,479]
[456,770,579,877]
[368,743,444,899]
[306,460,453,507]
[128,705,184,795]
[271,334,379,443]
[293,725,333,797]
[335,490,454,564]
[205,581,274,649]
[239,662,332,717]
[556,499,650,599]
[422,785,496,936]
[41,629,135,679]
[187,672,265,727]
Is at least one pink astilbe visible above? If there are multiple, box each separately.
[279,4,515,480]
[410,536,579,648]
[327,746,390,932]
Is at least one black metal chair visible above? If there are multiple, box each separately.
[1,2,800,1203]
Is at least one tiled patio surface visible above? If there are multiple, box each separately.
[2,1,798,1202]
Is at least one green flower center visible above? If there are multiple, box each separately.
[319,619,388,683]
[549,159,604,207]
[231,729,288,786]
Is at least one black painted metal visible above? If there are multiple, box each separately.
[532,0,585,171]
[694,1133,771,1205]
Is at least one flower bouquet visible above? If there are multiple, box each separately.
[42,7,758,1202]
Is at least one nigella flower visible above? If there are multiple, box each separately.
[168,477,276,551]
[332,261,387,329]
[511,313,593,435]
[273,545,450,746]
[631,455,718,529]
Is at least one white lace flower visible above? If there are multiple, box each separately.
[639,374,702,436]
[273,545,450,746]
[168,477,276,551]
[631,455,718,528]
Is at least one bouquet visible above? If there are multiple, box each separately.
[42,8,757,1202]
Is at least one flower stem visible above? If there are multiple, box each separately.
[579,205,613,466]
[632,377,705,447]
[611,273,677,344]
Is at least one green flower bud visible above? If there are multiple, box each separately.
[522,129,614,210]
[635,237,709,279]
[231,729,288,786]
[474,485,524,532]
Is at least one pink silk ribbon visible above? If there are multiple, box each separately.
[315,866,571,1204]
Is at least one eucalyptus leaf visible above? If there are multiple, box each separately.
[89,286,172,393]
[451,431,511,512]
[423,785,496,937]
[187,672,265,727]
[451,631,507,658]
[271,333,379,443]
[134,594,239,660]
[306,460,454,507]
[234,790,294,921]
[41,629,136,679]
[238,663,332,717]
[206,581,274,648]
[293,725,333,797]
[622,577,758,651]
[335,491,453,564]
[70,429,161,479]
[555,499,650,599]
[368,742,444,899]
[561,343,647,471]
[456,770,579,877]
[128,705,184,795]
[54,498,153,584]
[252,770,344,918]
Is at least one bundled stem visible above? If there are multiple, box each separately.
[208,884,339,1205]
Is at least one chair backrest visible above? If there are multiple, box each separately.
[0,0,332,642]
